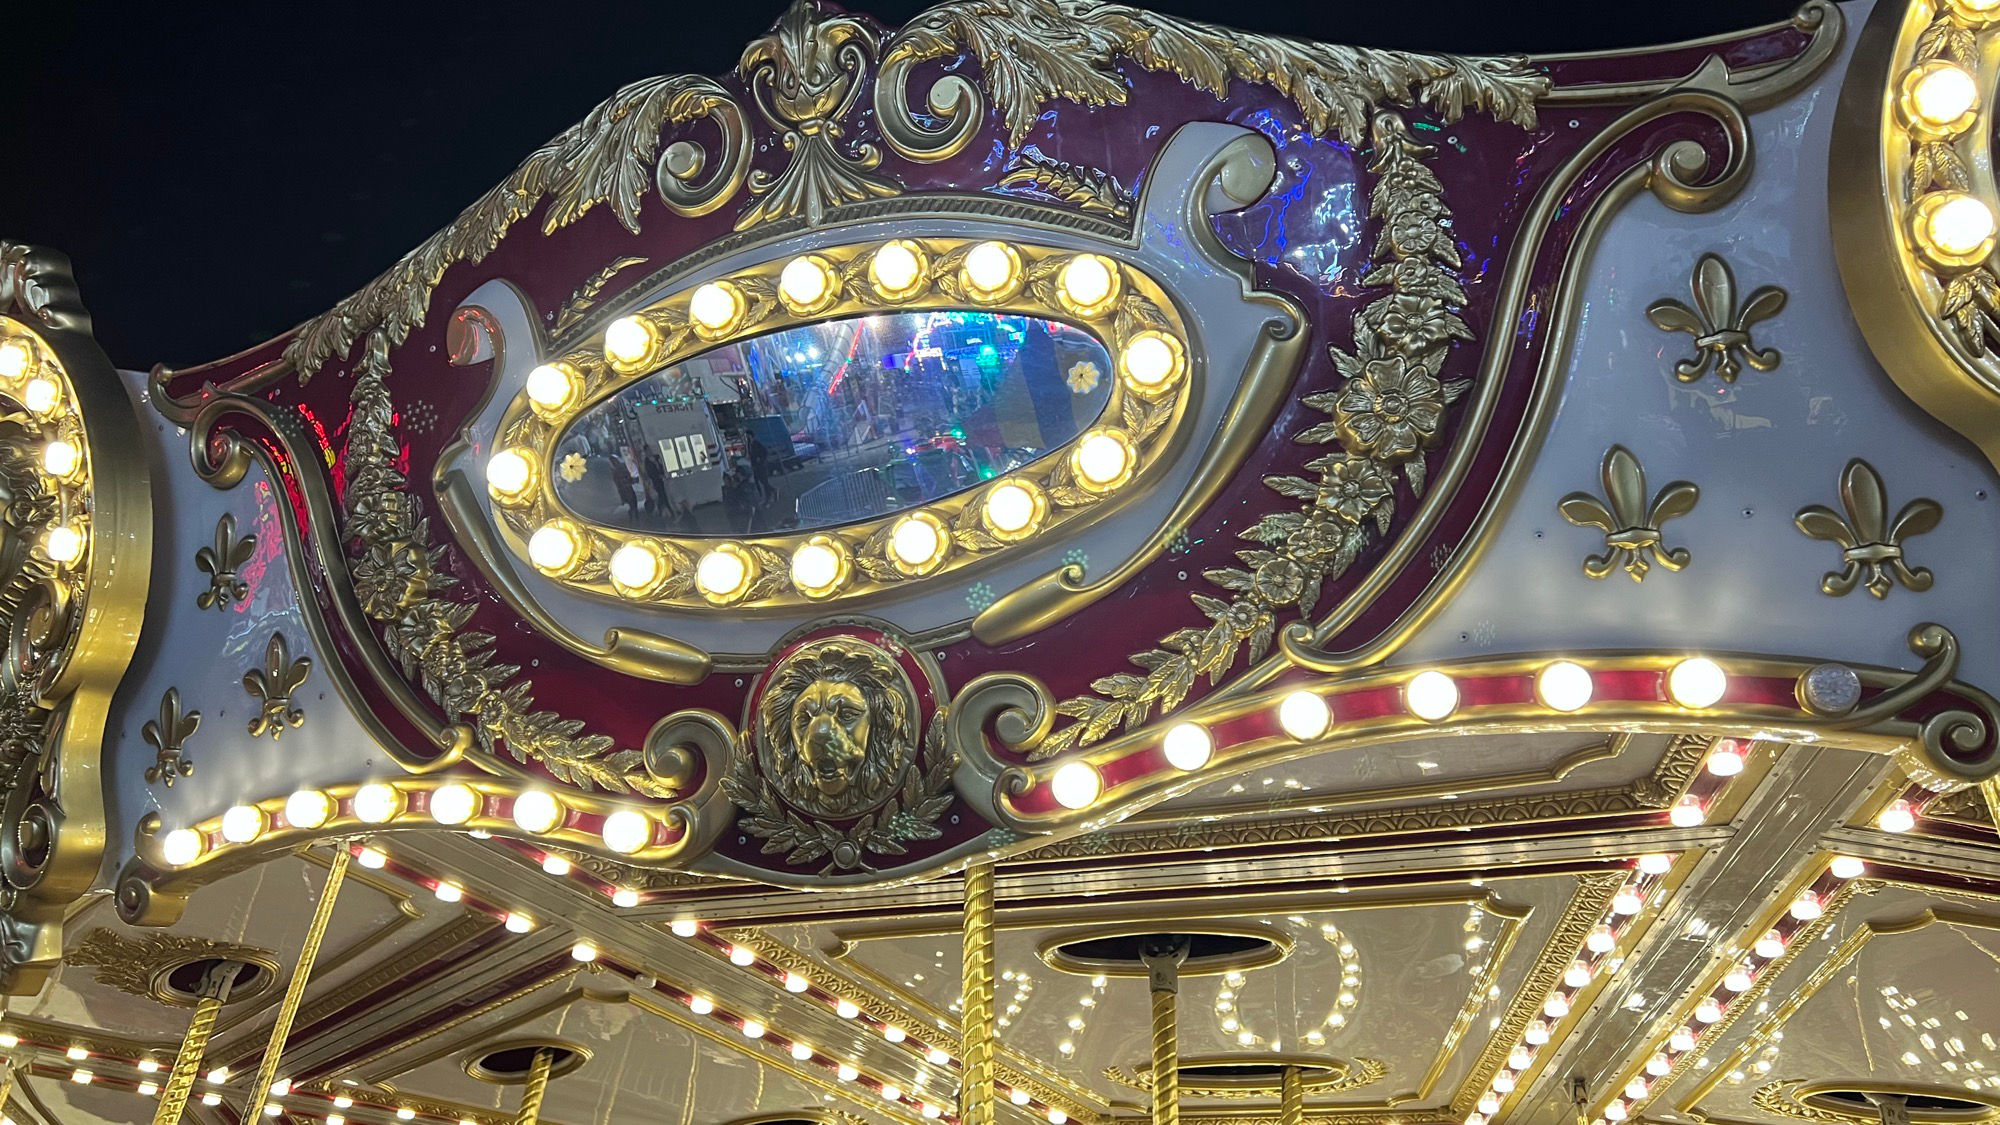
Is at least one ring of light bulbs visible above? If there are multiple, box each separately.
[0,322,93,583]
[485,238,1192,610]
[1894,2,2000,321]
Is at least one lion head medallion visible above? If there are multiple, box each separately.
[755,636,919,820]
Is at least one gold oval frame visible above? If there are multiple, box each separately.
[1794,1082,2000,1124]
[484,236,1193,610]
[146,951,282,1008]
[1036,922,1293,979]
[461,1038,593,1085]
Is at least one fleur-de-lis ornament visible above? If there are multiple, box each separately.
[1559,445,1700,581]
[244,632,311,738]
[1794,459,1941,598]
[1646,253,1787,383]
[194,513,256,610]
[141,688,199,786]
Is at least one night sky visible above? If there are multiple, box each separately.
[1,0,1805,371]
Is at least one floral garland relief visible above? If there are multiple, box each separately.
[344,333,670,795]
[1034,113,1470,757]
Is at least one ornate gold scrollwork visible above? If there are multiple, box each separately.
[1558,445,1700,581]
[1794,459,1941,598]
[243,632,311,738]
[996,154,1133,219]
[1646,252,1786,383]
[737,3,899,229]
[141,688,199,787]
[552,257,648,336]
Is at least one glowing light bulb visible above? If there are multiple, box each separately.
[1406,670,1459,721]
[1073,430,1131,489]
[1753,930,1785,959]
[612,888,640,908]
[42,524,84,565]
[696,547,749,600]
[571,942,598,962]
[741,1020,766,1039]
[139,1081,159,1096]
[512,789,564,834]
[1050,761,1102,810]
[504,912,535,933]
[525,363,580,414]
[1162,722,1213,771]
[602,809,652,855]
[434,882,463,903]
[65,1046,88,1061]
[1543,993,1571,1019]
[1509,1046,1534,1070]
[1646,1054,1671,1077]
[883,1025,907,1043]
[689,995,715,1015]
[687,281,743,335]
[1624,1077,1649,1100]
[22,377,60,415]
[1669,796,1707,827]
[837,999,861,1018]
[1830,855,1866,880]
[792,1041,815,1061]
[428,783,479,826]
[1668,658,1727,708]
[1278,690,1331,740]
[1586,924,1616,954]
[1908,62,1979,131]
[356,847,387,869]
[1537,660,1593,711]
[890,515,944,569]
[1049,1110,1069,1125]
[1723,964,1754,992]
[1612,884,1645,915]
[1525,1019,1551,1045]
[926,1046,950,1064]
[0,339,31,379]
[220,805,265,844]
[41,440,79,480]
[729,944,757,966]
[983,481,1039,536]
[870,241,925,299]
[1789,890,1823,920]
[1011,1088,1032,1106]
[609,542,665,597]
[1694,998,1724,1024]
[605,316,657,366]
[1478,1094,1501,1115]
[779,255,834,312]
[1058,254,1117,314]
[1877,798,1917,833]
[881,1084,903,1103]
[1669,1027,1698,1052]
[1925,193,1997,258]
[1493,1073,1517,1094]
[1120,332,1182,391]
[541,854,572,876]
[1564,960,1594,988]
[786,973,812,994]
[790,539,844,595]
[962,241,1020,299]
[164,827,212,866]
[1605,1100,1630,1121]
[1637,853,1673,875]
[1705,738,1747,776]
[485,449,534,503]
[527,523,581,575]
[837,1063,859,1082]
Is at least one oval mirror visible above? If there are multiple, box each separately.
[551,311,1115,535]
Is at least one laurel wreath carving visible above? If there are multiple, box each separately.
[344,332,671,796]
[723,707,957,874]
[1032,112,1471,757]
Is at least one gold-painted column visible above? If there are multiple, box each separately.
[1140,937,1189,1125]
[152,962,238,1125]
[515,1047,554,1125]
[1281,1066,1303,1125]
[961,861,997,1125]
[241,846,351,1120]
[0,1063,16,1114]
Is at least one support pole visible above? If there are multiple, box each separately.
[241,846,351,1121]
[152,962,238,1125]
[1281,1065,1303,1125]
[1140,937,1189,1125]
[0,1064,15,1114]
[515,1047,554,1125]
[960,861,997,1125]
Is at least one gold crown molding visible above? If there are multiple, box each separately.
[0,244,154,995]
[66,928,280,1008]
[1830,0,2000,475]
[1104,1056,1388,1100]
[1753,1081,2000,1125]
[1675,896,2000,1118]
[1537,0,1843,107]
[0,1013,172,1061]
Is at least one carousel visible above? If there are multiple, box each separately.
[3,0,1999,1122]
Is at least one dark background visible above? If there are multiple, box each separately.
[0,0,1807,370]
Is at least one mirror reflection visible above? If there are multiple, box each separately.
[552,310,1115,535]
